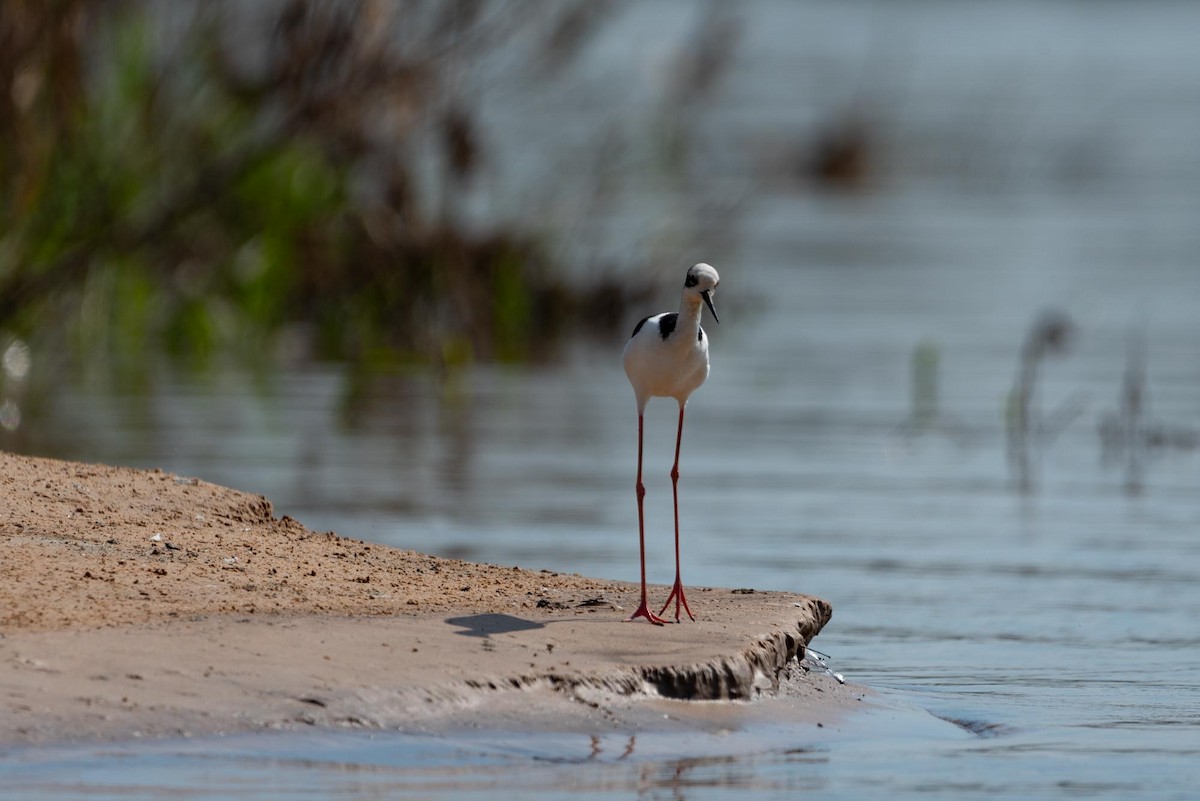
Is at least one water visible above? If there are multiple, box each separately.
[0,716,964,801]
[5,1,1200,797]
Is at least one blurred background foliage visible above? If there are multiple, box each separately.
[1,0,721,396]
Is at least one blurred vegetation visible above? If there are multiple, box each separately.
[0,0,677,396]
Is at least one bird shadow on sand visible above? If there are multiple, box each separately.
[445,613,546,638]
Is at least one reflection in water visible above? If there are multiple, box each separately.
[908,341,940,434]
[584,735,637,763]
[1098,332,1200,496]
[1004,310,1079,493]
[1100,330,1150,496]
[2,730,845,800]
[899,341,971,448]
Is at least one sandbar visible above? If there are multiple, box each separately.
[0,451,852,746]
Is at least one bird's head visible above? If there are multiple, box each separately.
[684,263,720,323]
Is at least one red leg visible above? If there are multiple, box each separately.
[659,404,695,622]
[627,413,666,625]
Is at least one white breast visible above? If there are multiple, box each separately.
[622,313,711,407]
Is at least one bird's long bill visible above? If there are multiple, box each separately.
[701,290,720,323]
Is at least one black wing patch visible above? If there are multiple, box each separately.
[630,316,651,338]
[657,313,678,340]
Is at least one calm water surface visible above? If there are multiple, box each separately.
[5,2,1200,798]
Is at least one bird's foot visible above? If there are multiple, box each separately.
[626,599,668,625]
[658,579,695,622]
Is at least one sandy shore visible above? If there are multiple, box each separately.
[0,451,851,746]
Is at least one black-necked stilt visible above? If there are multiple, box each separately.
[622,263,720,624]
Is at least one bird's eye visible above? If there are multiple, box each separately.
[684,274,698,288]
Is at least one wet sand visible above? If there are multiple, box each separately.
[0,451,851,746]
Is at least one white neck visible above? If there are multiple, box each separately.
[676,292,704,336]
